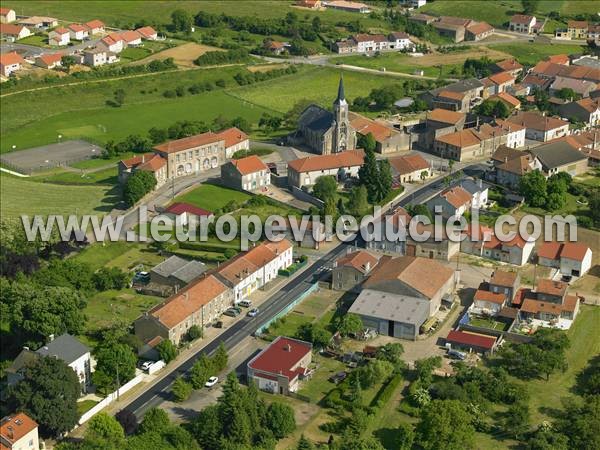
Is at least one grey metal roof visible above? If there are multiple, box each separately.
[432,78,484,96]
[36,334,90,364]
[152,255,206,283]
[459,178,489,195]
[530,141,588,169]
[348,288,430,326]
[152,255,191,277]
[171,260,206,284]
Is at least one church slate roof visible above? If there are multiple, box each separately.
[299,105,334,132]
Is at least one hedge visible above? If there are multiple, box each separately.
[178,241,238,254]
[278,256,308,277]
[370,373,403,409]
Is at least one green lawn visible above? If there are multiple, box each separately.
[70,153,133,169]
[119,46,153,63]
[76,400,99,417]
[19,34,50,48]
[521,192,588,216]
[516,305,600,424]
[30,167,118,185]
[174,183,251,211]
[488,42,587,66]
[229,66,414,114]
[470,316,510,331]
[74,241,163,271]
[297,353,347,404]
[0,173,118,218]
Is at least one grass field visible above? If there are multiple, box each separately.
[489,42,587,66]
[0,173,117,218]
[230,66,412,113]
[30,167,118,185]
[74,241,164,271]
[174,184,252,211]
[70,154,132,169]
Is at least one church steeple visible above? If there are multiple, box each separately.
[334,75,346,105]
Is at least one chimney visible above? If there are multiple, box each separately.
[365,261,371,272]
[184,292,189,301]
[504,156,508,163]
[285,344,292,352]
[142,154,145,163]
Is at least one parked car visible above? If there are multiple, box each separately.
[133,271,150,284]
[329,371,347,384]
[140,361,153,371]
[247,308,259,317]
[561,275,573,283]
[213,321,223,328]
[239,300,252,308]
[447,349,466,360]
[205,376,219,388]
[224,308,240,317]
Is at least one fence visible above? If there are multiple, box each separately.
[255,281,320,335]
[290,186,325,208]
[78,373,145,425]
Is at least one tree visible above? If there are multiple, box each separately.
[156,338,178,363]
[171,9,193,33]
[213,342,228,371]
[555,396,600,450]
[323,197,338,219]
[86,413,125,448]
[376,343,405,370]
[416,400,476,450]
[190,404,222,449]
[297,434,315,450]
[266,402,296,438]
[186,324,202,341]
[415,356,442,385]
[115,409,138,435]
[337,313,363,336]
[190,353,213,389]
[589,189,600,226]
[5,356,80,437]
[522,0,540,14]
[172,376,193,402]
[138,408,170,434]
[420,170,428,183]
[503,401,530,439]
[356,359,394,388]
[93,342,137,394]
[519,170,547,208]
[393,423,415,450]
[123,170,157,207]
[556,87,577,101]
[359,147,379,203]
[296,323,332,349]
[60,55,77,73]
[347,185,369,216]
[357,132,377,152]
[312,175,338,202]
[283,99,313,127]
[527,428,569,450]
[113,89,126,107]
[376,159,393,203]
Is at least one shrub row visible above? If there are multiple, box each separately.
[369,373,403,409]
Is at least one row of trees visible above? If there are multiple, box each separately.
[172,343,228,402]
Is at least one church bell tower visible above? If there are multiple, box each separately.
[332,76,349,153]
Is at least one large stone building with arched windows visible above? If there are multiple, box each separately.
[294,77,357,155]
[118,127,249,187]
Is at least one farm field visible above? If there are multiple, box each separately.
[1,90,271,153]
[230,66,414,113]
[336,46,512,78]
[0,173,118,218]
[488,42,588,66]
[133,42,223,68]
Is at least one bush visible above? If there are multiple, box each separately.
[93,267,129,291]
[163,90,176,98]
[195,48,249,66]
[370,374,403,409]
[172,376,192,402]
[577,215,593,228]
[187,325,202,341]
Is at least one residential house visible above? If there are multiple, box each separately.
[465,21,494,41]
[406,223,461,261]
[489,270,521,304]
[550,76,597,98]
[531,60,600,84]
[398,0,427,8]
[0,52,25,77]
[333,250,380,292]
[119,30,142,47]
[68,23,89,40]
[149,255,206,289]
[349,112,409,153]
[489,92,521,111]
[518,279,580,325]
[387,31,414,50]
[427,186,472,218]
[462,227,535,265]
[0,7,16,23]
[507,111,570,141]
[389,154,431,183]
[296,0,322,8]
[153,130,228,178]
[445,330,498,354]
[7,334,93,395]
[433,123,509,162]
[458,178,488,209]
[530,140,589,176]
[572,55,600,69]
[537,241,592,277]
[287,150,364,188]
[136,26,158,40]
[215,240,293,303]
[18,16,57,28]
[491,146,543,189]
[134,274,232,346]
[35,53,62,69]
[588,24,600,45]
[494,119,526,148]
[0,413,40,450]
[509,14,537,34]
[248,336,313,395]
[0,23,31,41]
[49,27,70,46]
[98,34,124,53]
[493,59,524,77]
[472,288,506,315]
[350,256,455,339]
[558,97,600,127]
[221,155,271,192]
[568,20,588,39]
[353,33,389,52]
[85,19,105,35]
[335,38,357,53]
[366,207,412,256]
[264,40,288,55]
[163,202,213,226]
[418,108,466,149]
[324,0,371,13]
[521,73,552,92]
[508,83,530,97]
[215,127,249,158]
[485,71,515,95]
[83,48,119,67]
[118,152,168,187]
[421,78,484,112]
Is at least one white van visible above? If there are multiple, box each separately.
[239,300,252,308]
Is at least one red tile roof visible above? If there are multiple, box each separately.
[520,298,563,315]
[148,274,228,329]
[165,202,213,217]
[37,52,62,66]
[446,330,496,350]
[68,23,87,32]
[349,113,397,143]
[389,154,430,175]
[215,127,249,148]
[287,150,364,173]
[546,54,570,65]
[510,14,535,25]
[507,111,569,132]
[0,8,14,15]
[136,26,157,39]
[0,51,25,66]
[537,241,563,260]
[489,71,515,85]
[0,413,38,446]
[230,154,268,175]
[154,131,224,154]
[440,186,472,209]
[120,30,141,43]
[0,23,26,36]
[52,27,69,35]
[85,19,105,29]
[495,59,523,72]
[437,90,466,101]
[490,270,518,287]
[336,250,379,274]
[137,153,166,172]
[427,108,465,125]
[120,152,155,168]
[474,289,505,304]
[559,242,590,261]
[567,20,588,29]
[249,336,312,380]
[536,279,568,297]
[466,21,494,36]
[491,92,521,108]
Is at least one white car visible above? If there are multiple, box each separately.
[140,361,153,371]
[205,376,219,388]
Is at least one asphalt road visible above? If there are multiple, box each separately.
[125,241,350,418]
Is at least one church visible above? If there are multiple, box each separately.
[296,77,357,155]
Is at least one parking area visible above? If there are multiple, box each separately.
[0,139,104,174]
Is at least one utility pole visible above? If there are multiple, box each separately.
[116,362,120,400]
